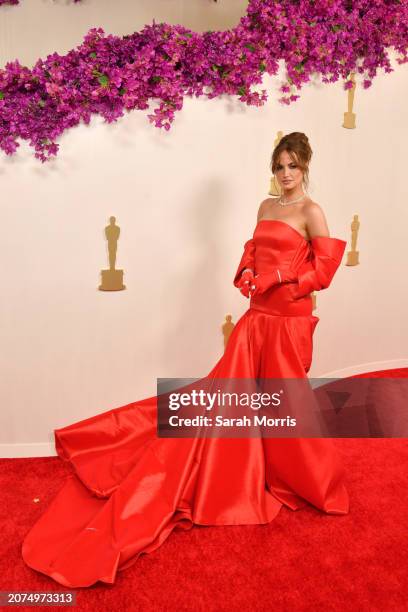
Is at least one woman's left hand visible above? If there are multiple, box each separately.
[250,267,298,297]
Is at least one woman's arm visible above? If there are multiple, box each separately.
[233,200,267,288]
[294,203,346,298]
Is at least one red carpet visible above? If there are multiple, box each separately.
[1,369,407,611]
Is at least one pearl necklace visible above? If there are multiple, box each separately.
[278,193,306,206]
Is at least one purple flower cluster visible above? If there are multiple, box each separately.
[0,0,407,161]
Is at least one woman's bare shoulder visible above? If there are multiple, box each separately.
[302,200,330,236]
[257,197,278,220]
[303,198,323,211]
[302,199,326,220]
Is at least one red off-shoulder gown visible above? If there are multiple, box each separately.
[22,219,349,587]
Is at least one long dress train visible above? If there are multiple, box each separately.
[22,219,349,587]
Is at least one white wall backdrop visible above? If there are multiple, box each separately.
[1,0,407,456]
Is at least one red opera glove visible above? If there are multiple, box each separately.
[290,236,347,299]
[233,239,256,288]
[250,267,298,297]
[236,268,255,298]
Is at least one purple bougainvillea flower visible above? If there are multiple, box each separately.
[0,1,406,161]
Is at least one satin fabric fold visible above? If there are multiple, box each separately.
[22,219,349,588]
[233,238,256,286]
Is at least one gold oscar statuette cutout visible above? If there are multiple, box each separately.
[268,130,284,196]
[346,214,360,266]
[99,216,126,291]
[342,72,356,129]
[222,314,235,350]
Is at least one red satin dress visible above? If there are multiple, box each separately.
[22,219,349,588]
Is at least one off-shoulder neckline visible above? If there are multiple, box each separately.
[257,218,310,243]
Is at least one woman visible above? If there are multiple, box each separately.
[22,132,349,588]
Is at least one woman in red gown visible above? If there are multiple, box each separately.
[22,132,349,587]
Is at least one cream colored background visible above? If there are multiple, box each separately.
[1,1,407,457]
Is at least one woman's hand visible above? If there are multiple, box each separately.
[236,268,254,298]
[250,267,298,297]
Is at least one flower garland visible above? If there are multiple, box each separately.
[0,1,80,5]
[0,0,407,161]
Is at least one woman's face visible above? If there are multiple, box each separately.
[275,150,304,191]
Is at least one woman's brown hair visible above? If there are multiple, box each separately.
[270,132,313,191]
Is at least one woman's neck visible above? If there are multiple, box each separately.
[281,186,304,200]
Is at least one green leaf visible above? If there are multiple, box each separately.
[238,86,246,96]
[259,62,266,72]
[118,87,126,95]
[98,74,109,87]
[38,99,45,107]
[89,52,97,59]
[0,91,4,100]
[244,43,256,52]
